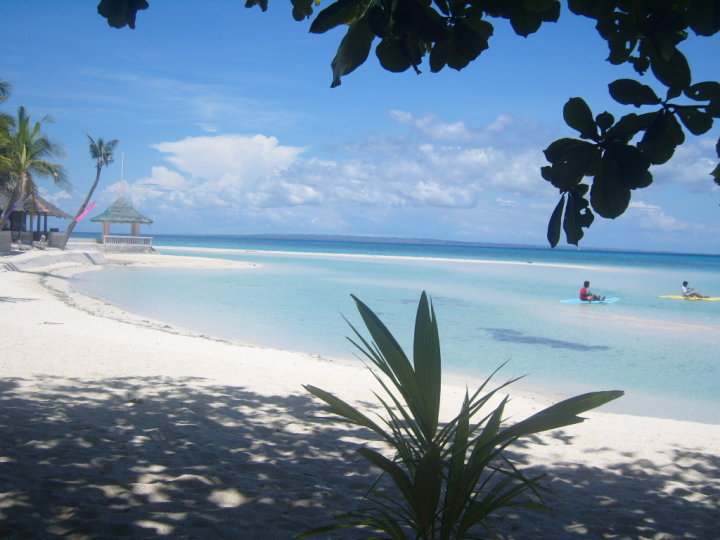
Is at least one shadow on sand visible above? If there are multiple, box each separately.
[0,377,717,538]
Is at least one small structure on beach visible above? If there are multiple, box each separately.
[0,192,72,248]
[90,197,154,251]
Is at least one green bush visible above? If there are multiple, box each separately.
[303,291,623,539]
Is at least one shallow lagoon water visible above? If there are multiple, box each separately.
[72,238,720,423]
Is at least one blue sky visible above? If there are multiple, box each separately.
[2,1,718,253]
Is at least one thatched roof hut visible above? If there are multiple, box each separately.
[0,191,72,219]
[1,191,72,241]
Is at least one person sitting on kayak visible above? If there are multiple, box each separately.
[580,281,605,302]
[682,281,709,298]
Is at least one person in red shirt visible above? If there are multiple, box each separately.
[579,281,604,302]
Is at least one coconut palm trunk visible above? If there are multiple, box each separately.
[60,135,117,250]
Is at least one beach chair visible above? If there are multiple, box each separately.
[12,238,31,251]
[32,234,48,250]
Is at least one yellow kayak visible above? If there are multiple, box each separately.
[660,295,720,301]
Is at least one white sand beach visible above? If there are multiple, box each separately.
[1,249,718,538]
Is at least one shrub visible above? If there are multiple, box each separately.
[303,291,622,539]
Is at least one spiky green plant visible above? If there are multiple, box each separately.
[303,291,622,539]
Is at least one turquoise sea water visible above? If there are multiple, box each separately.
[71,235,720,424]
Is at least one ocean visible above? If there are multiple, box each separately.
[71,234,720,423]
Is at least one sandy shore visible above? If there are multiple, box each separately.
[1,249,718,538]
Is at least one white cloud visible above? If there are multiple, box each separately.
[629,201,660,210]
[152,134,304,188]
[99,110,712,247]
[651,138,719,194]
[408,181,475,208]
[38,187,72,206]
[628,200,691,231]
[108,119,559,232]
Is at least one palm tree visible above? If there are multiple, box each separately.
[0,106,69,231]
[0,79,10,104]
[60,134,118,249]
[0,80,13,196]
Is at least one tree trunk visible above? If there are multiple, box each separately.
[60,166,101,250]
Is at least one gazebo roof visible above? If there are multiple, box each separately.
[90,197,153,224]
[0,191,72,219]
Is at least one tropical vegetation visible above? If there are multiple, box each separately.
[0,102,69,231]
[60,134,119,249]
[303,292,623,538]
[96,0,719,247]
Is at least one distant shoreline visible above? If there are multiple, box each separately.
[70,231,720,257]
[154,244,612,271]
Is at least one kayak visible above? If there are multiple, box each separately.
[659,295,720,301]
[561,297,620,304]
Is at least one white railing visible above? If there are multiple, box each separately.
[103,235,153,246]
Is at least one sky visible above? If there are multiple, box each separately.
[1,1,718,253]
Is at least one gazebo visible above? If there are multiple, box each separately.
[0,191,72,244]
[90,197,153,248]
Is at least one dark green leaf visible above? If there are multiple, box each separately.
[666,86,683,100]
[605,142,652,189]
[629,55,651,76]
[687,0,720,36]
[290,0,314,20]
[446,19,491,70]
[367,5,389,37]
[676,107,714,135]
[97,0,148,29]
[310,0,360,34]
[414,445,442,532]
[303,384,390,438]
[376,38,413,72]
[542,138,600,190]
[543,138,591,163]
[650,49,691,90]
[413,292,441,439]
[245,0,269,11]
[547,195,565,248]
[563,98,598,139]
[330,16,375,87]
[590,157,632,218]
[442,395,471,535]
[357,448,416,503]
[712,163,720,186]
[568,0,611,18]
[708,99,720,119]
[595,111,614,132]
[609,79,661,107]
[429,39,449,72]
[638,111,685,165]
[563,190,594,245]
[497,391,624,440]
[605,112,656,144]
[412,3,450,43]
[508,8,543,36]
[606,33,634,65]
[685,81,720,102]
[350,295,427,418]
